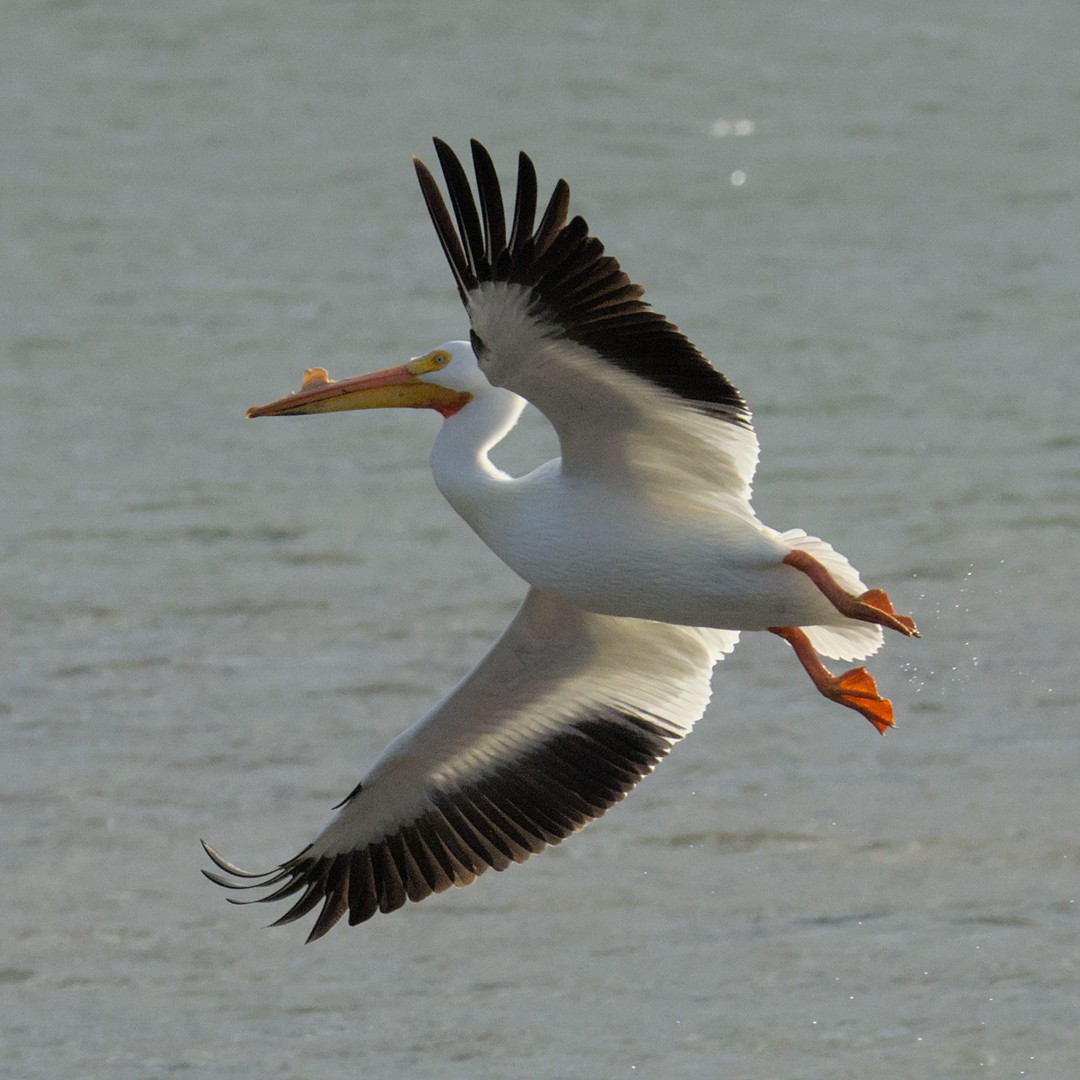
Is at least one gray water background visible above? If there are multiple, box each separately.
[3,2,1079,1077]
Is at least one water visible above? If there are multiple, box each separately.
[3,1,1079,1077]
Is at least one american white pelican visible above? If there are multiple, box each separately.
[204,139,918,941]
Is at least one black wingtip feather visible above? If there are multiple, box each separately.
[201,707,684,939]
[307,877,350,943]
[533,178,572,259]
[509,151,537,256]
[413,140,751,425]
[470,139,507,263]
[433,139,485,281]
[414,157,474,303]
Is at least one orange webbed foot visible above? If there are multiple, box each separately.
[769,625,897,734]
[857,589,920,638]
[829,666,895,734]
[781,550,920,638]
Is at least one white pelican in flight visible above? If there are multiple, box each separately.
[204,139,919,941]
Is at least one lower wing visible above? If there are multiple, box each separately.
[203,588,737,941]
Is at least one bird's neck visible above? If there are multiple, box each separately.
[428,387,528,524]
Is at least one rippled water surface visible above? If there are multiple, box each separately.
[4,2,1079,1077]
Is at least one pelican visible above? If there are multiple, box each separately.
[204,139,918,941]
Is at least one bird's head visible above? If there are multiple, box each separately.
[247,341,482,420]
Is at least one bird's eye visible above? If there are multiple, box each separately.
[470,330,486,358]
[430,350,450,369]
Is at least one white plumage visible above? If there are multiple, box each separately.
[204,139,918,940]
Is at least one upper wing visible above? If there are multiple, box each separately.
[203,589,737,941]
[413,138,760,507]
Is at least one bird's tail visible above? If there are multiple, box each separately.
[778,529,885,662]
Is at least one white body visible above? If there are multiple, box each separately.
[440,455,836,628]
[425,337,881,663]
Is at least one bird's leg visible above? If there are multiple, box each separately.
[783,549,919,637]
[769,625,895,733]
